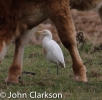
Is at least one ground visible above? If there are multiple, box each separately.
[0,42,102,100]
[71,9,102,44]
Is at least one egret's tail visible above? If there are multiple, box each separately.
[60,63,66,68]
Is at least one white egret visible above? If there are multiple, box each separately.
[37,29,66,74]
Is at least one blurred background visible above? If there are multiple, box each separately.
[28,9,102,45]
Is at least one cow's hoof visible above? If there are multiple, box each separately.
[5,77,18,85]
[74,75,88,82]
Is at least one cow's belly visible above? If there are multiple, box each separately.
[21,9,47,29]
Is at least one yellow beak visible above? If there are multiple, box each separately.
[36,31,44,34]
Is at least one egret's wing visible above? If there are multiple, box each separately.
[46,51,57,64]
[46,40,65,66]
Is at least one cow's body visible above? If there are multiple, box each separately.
[0,0,102,83]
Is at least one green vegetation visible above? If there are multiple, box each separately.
[0,42,102,100]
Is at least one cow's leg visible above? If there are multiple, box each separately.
[5,27,37,83]
[98,6,102,24]
[0,41,7,62]
[5,36,25,83]
[47,1,87,82]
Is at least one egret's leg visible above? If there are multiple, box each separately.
[47,0,87,82]
[56,62,59,75]
[56,65,59,75]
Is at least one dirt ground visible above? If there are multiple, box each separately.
[71,9,102,44]
[29,9,102,45]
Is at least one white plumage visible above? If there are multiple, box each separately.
[37,29,66,74]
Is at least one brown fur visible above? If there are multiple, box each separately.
[1,0,102,83]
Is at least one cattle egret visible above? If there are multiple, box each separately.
[37,29,66,74]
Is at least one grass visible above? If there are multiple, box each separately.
[0,42,102,100]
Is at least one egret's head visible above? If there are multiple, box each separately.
[37,29,52,39]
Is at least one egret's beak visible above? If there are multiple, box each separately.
[36,31,44,34]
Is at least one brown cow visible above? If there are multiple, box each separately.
[0,0,102,83]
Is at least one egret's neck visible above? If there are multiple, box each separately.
[43,36,51,42]
[42,36,52,45]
